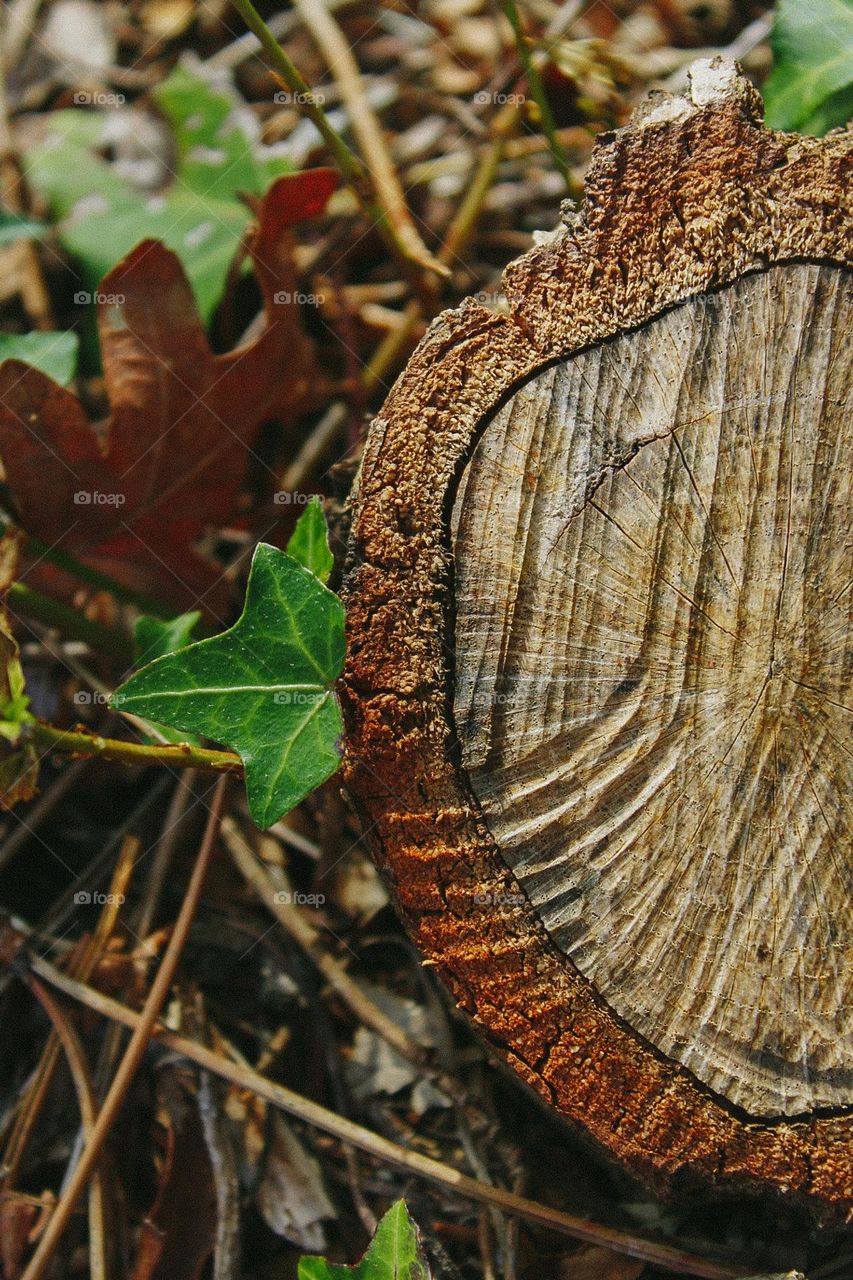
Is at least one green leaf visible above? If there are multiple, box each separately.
[112,544,344,827]
[286,498,334,584]
[298,1201,431,1280]
[24,62,293,323]
[764,0,853,134]
[0,211,45,245]
[133,610,203,745]
[134,610,202,666]
[0,652,34,741]
[0,332,79,384]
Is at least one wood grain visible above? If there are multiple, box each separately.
[342,58,853,1222]
[451,263,851,1116]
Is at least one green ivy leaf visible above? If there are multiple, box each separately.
[134,610,202,666]
[764,0,853,135]
[286,498,334,584]
[133,610,203,746]
[24,62,293,323]
[0,332,79,384]
[112,544,344,828]
[298,1202,431,1280]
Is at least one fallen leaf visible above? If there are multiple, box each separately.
[0,331,78,384]
[0,169,338,615]
[130,1075,218,1280]
[256,1113,335,1252]
[111,542,345,827]
[347,981,450,1113]
[24,61,295,322]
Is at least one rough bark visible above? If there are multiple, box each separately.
[342,58,852,1222]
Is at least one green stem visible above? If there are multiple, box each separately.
[21,532,170,617]
[228,0,367,189]
[9,583,133,662]
[501,0,573,191]
[228,0,445,281]
[32,721,243,775]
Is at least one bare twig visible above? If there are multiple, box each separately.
[19,779,228,1280]
[26,955,745,1280]
[2,838,139,1192]
[362,102,522,397]
[221,817,468,1107]
[27,978,108,1280]
[293,0,448,280]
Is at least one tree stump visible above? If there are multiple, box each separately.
[342,59,852,1222]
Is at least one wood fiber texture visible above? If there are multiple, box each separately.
[342,59,853,1222]
[451,263,851,1119]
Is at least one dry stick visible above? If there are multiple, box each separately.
[279,102,520,490]
[293,0,448,282]
[19,778,228,1280]
[362,100,522,398]
[221,818,468,1108]
[134,772,199,941]
[27,956,743,1280]
[2,838,139,1191]
[227,0,443,282]
[31,722,243,777]
[27,978,107,1280]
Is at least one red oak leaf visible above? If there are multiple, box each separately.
[0,168,338,618]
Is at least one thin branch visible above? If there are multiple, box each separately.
[26,978,107,1280]
[228,0,446,282]
[293,0,448,279]
[26,954,744,1280]
[229,0,364,186]
[2,838,139,1190]
[31,721,243,776]
[9,583,134,662]
[2,523,171,617]
[19,778,229,1280]
[361,102,521,397]
[221,817,469,1107]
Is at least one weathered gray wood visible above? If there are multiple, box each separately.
[451,263,851,1116]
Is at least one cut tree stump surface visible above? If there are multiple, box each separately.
[342,59,852,1222]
